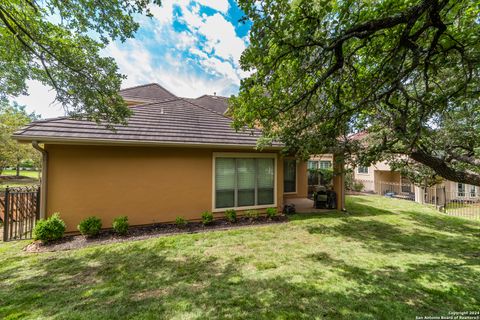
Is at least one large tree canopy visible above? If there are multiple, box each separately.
[232,0,480,186]
[0,0,160,124]
[0,100,40,175]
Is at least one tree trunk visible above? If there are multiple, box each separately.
[16,163,20,177]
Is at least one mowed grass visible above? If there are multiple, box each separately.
[0,195,479,319]
[0,170,40,191]
[0,170,40,179]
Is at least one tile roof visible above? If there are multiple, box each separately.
[348,131,369,141]
[119,83,177,102]
[13,98,282,148]
[187,95,229,114]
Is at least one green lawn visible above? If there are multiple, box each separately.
[1,195,479,319]
[0,170,40,191]
[1,170,40,179]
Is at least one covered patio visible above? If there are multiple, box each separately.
[283,197,333,213]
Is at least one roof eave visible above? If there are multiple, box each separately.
[12,135,284,150]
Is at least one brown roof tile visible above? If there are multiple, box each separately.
[13,98,282,148]
[119,83,177,102]
[187,95,229,114]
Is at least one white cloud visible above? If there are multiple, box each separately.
[197,0,229,14]
[115,0,249,94]
[105,39,235,97]
[195,13,246,64]
[16,0,247,118]
[14,80,64,119]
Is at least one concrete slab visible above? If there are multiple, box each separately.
[283,197,333,213]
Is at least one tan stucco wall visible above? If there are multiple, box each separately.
[309,154,334,162]
[45,145,284,232]
[283,160,308,199]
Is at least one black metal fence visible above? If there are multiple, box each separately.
[424,186,480,220]
[1,186,40,241]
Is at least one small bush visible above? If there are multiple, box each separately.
[266,207,277,219]
[112,216,129,235]
[78,216,102,237]
[33,213,66,242]
[224,209,237,223]
[201,211,214,225]
[353,181,365,192]
[175,216,187,228]
[245,209,259,220]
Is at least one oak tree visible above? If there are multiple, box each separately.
[0,0,161,124]
[232,0,480,185]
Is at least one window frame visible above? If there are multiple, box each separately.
[212,153,277,212]
[457,183,466,197]
[283,158,298,194]
[319,161,332,169]
[308,160,319,186]
[470,185,477,198]
[357,166,369,174]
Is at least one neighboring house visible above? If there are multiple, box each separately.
[349,131,478,204]
[353,160,413,195]
[13,83,344,232]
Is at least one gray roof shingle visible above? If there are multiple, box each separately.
[13,98,281,148]
[119,83,177,102]
[187,95,229,114]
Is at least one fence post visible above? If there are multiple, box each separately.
[443,187,447,213]
[3,187,9,242]
[35,186,41,220]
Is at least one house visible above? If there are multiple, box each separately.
[13,83,345,232]
[352,160,413,196]
[349,131,478,204]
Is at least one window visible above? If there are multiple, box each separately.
[308,160,318,170]
[470,185,477,198]
[357,166,369,174]
[214,156,275,210]
[284,159,297,193]
[319,161,331,169]
[308,161,319,186]
[457,183,465,197]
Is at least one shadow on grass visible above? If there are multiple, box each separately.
[307,251,479,315]
[1,238,479,320]
[304,200,480,260]
[1,196,479,319]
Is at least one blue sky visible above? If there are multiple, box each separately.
[16,0,252,118]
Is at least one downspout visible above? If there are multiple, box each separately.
[32,141,47,219]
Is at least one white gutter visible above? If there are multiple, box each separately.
[32,141,47,219]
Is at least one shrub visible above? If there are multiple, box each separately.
[245,209,259,220]
[112,216,129,235]
[266,207,277,219]
[345,171,355,190]
[175,216,187,228]
[353,181,365,192]
[33,213,66,242]
[78,216,102,237]
[224,209,237,223]
[201,211,214,225]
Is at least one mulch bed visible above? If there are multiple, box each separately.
[24,216,289,253]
